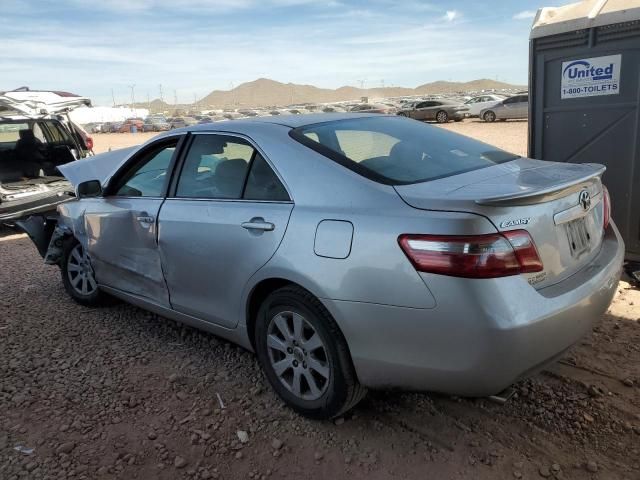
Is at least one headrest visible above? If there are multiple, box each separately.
[19,129,35,141]
[216,158,247,177]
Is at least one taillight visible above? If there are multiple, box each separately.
[602,185,611,230]
[85,136,94,151]
[398,230,543,279]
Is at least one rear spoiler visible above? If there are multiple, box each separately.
[475,164,606,206]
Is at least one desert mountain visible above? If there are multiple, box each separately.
[198,78,523,108]
[139,78,524,111]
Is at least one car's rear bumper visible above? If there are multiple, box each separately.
[0,194,73,222]
[323,223,624,396]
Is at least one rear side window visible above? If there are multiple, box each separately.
[290,116,519,185]
[0,123,28,142]
[176,135,289,201]
[176,135,252,199]
[244,153,289,201]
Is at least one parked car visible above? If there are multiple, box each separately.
[397,100,468,123]
[0,88,93,221]
[84,122,104,134]
[463,95,506,117]
[118,118,145,133]
[480,95,529,122]
[169,117,187,129]
[197,117,214,124]
[142,117,170,132]
[348,103,394,114]
[100,122,123,133]
[321,106,346,113]
[19,113,622,419]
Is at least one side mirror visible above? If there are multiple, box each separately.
[77,180,102,198]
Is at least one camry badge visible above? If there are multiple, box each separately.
[500,218,531,228]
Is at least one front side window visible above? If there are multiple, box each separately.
[291,116,519,185]
[114,141,177,197]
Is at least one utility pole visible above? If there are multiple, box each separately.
[173,90,178,106]
[111,88,116,107]
[128,84,136,113]
[147,92,150,110]
[159,84,164,103]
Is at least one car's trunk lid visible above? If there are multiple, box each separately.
[394,158,607,289]
[0,89,91,117]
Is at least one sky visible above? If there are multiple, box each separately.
[1,0,575,106]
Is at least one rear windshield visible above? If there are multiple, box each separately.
[290,116,519,185]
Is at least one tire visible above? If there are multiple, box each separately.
[435,110,449,123]
[254,285,366,419]
[61,238,109,306]
[397,112,408,117]
[483,110,496,122]
[454,118,463,122]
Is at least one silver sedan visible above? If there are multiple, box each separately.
[19,113,624,419]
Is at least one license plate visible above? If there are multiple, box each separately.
[565,217,591,257]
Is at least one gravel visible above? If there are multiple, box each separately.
[1,120,639,479]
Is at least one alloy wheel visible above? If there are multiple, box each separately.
[266,310,330,401]
[67,243,97,296]
[436,111,448,123]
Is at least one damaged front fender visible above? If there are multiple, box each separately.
[15,214,73,264]
[43,223,73,265]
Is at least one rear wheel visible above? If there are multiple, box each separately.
[483,110,496,122]
[61,238,108,306]
[255,286,366,419]
[435,110,449,123]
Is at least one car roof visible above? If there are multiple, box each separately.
[168,112,379,133]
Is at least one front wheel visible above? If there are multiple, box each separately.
[61,238,109,306]
[255,286,366,419]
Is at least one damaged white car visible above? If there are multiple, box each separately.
[0,88,93,222]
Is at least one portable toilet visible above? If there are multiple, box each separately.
[528,0,640,267]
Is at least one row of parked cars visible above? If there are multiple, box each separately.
[83,93,530,136]
[396,93,529,123]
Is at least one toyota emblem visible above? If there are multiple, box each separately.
[578,190,591,211]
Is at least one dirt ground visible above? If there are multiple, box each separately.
[1,119,639,480]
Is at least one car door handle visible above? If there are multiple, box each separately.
[241,220,275,231]
[137,214,154,224]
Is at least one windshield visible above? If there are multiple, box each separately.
[290,116,519,185]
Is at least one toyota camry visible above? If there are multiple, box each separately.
[18,113,624,419]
